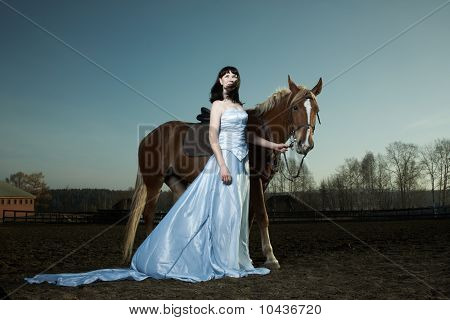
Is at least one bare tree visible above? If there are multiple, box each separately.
[420,141,439,210]
[361,152,376,189]
[340,157,362,210]
[321,157,362,211]
[6,172,52,212]
[288,160,315,193]
[361,152,376,209]
[5,171,27,189]
[266,156,285,193]
[434,138,450,206]
[374,153,393,209]
[320,175,344,210]
[319,179,328,210]
[267,155,315,193]
[385,142,422,208]
[318,139,448,211]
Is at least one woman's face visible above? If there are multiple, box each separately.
[219,71,239,90]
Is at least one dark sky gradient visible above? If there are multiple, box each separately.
[1,0,449,189]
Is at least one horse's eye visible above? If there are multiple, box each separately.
[293,105,298,110]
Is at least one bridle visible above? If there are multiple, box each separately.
[276,93,321,182]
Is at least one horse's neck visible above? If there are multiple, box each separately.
[259,100,290,144]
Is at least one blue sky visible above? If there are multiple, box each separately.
[1,0,449,189]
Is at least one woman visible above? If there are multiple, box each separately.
[24,66,289,286]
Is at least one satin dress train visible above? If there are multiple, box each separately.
[24,109,270,286]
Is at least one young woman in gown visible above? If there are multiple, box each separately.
[24,66,289,286]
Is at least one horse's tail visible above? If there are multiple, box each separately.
[122,169,147,263]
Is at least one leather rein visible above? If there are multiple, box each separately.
[275,94,321,182]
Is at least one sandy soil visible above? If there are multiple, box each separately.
[1,219,449,299]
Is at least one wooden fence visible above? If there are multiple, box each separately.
[268,206,450,223]
[2,210,95,224]
[2,206,450,225]
[1,210,165,224]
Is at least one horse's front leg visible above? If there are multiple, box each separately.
[250,177,280,269]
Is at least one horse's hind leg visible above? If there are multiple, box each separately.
[251,177,280,269]
[142,175,165,236]
[164,173,187,202]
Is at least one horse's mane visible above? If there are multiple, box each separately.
[252,85,308,117]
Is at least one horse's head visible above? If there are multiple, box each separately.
[285,75,322,155]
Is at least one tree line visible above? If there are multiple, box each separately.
[267,138,449,211]
[5,138,449,213]
[4,172,175,213]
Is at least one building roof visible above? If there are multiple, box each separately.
[0,181,36,198]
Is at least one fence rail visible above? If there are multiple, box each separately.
[268,206,450,223]
[1,210,95,224]
[0,210,165,224]
[2,206,450,225]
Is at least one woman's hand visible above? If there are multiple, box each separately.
[220,165,232,185]
[273,143,290,153]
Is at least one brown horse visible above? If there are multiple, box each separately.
[122,75,322,269]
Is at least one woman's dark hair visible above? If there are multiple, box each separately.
[209,66,245,106]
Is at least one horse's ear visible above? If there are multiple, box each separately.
[288,75,299,93]
[311,78,323,96]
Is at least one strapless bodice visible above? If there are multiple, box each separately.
[218,109,248,161]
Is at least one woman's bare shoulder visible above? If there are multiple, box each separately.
[211,100,224,114]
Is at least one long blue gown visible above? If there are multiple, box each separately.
[24,109,270,286]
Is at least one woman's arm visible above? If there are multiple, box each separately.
[247,132,276,149]
[247,131,289,152]
[209,102,227,168]
[209,102,233,184]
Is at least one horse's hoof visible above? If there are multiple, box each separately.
[264,260,280,270]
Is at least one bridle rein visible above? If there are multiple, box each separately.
[278,93,321,182]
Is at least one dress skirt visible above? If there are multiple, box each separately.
[24,150,270,286]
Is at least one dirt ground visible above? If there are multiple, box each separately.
[1,219,449,299]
